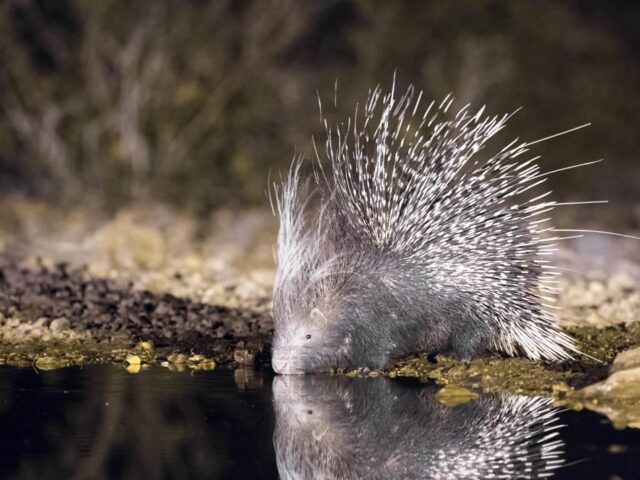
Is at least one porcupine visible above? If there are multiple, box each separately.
[270,82,585,374]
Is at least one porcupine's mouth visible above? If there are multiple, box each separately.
[272,356,305,375]
[271,357,288,374]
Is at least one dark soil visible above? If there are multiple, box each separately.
[545,359,611,389]
[0,254,632,395]
[0,256,273,364]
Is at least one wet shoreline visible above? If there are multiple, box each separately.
[0,255,635,393]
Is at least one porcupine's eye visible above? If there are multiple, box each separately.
[305,334,311,340]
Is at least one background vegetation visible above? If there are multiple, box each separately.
[0,0,638,214]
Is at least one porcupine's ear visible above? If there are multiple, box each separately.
[310,308,328,325]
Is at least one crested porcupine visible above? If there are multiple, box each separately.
[271,82,585,374]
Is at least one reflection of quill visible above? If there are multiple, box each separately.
[273,376,564,479]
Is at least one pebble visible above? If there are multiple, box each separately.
[168,353,187,364]
[0,257,273,363]
[575,366,640,428]
[233,348,255,366]
[125,354,141,365]
[50,317,70,331]
[611,346,640,373]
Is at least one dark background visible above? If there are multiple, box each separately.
[0,0,639,224]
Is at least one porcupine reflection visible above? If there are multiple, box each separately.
[273,376,564,479]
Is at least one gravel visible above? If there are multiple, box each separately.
[0,256,273,362]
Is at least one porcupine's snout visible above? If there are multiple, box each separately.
[272,357,304,375]
[272,349,304,375]
[271,354,288,374]
[271,309,333,374]
[271,332,295,374]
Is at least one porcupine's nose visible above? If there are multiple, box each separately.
[272,356,288,374]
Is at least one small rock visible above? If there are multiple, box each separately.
[34,317,48,328]
[167,353,187,364]
[50,317,70,331]
[35,356,70,370]
[574,366,640,428]
[230,319,250,336]
[612,346,640,373]
[188,356,216,370]
[233,348,255,366]
[7,318,20,328]
[125,354,141,366]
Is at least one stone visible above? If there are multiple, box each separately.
[50,317,70,331]
[125,354,141,366]
[233,348,255,366]
[612,346,640,373]
[573,366,640,429]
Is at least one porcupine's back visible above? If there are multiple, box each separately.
[312,83,579,361]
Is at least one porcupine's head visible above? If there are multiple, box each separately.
[270,162,373,374]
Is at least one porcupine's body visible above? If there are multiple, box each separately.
[271,83,579,374]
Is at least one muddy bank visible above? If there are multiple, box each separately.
[0,257,272,368]
[0,254,636,399]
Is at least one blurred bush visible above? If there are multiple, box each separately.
[0,0,638,211]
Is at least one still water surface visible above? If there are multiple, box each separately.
[0,365,638,479]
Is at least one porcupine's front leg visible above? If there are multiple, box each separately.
[349,346,390,373]
[437,300,491,360]
[446,332,489,360]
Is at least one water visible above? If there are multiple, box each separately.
[0,365,638,479]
